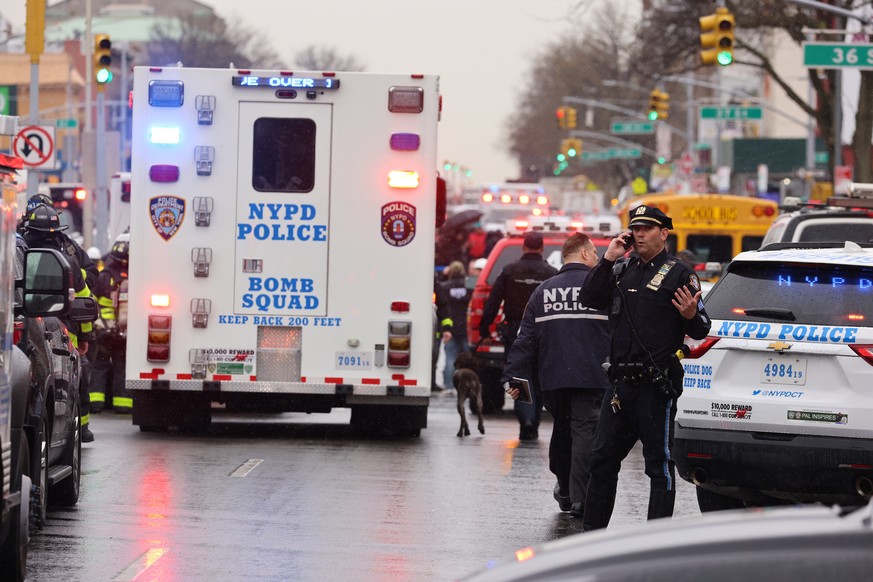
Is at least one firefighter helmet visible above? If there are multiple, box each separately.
[109,238,129,265]
[23,203,67,232]
[25,193,54,215]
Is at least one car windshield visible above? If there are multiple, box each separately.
[481,207,532,225]
[704,261,873,325]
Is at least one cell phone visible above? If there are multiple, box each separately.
[622,231,634,250]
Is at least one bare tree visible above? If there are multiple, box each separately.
[632,0,873,180]
[292,46,365,71]
[506,4,650,189]
[148,14,285,69]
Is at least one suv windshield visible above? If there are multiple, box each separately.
[797,221,873,244]
[704,261,873,325]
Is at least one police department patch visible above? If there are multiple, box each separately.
[381,201,416,247]
[150,196,186,241]
[689,273,701,291]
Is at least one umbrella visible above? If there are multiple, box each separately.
[441,208,483,233]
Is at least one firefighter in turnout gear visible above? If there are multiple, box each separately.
[91,235,130,414]
[20,203,97,442]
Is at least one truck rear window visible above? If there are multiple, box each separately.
[704,262,873,325]
[251,118,316,193]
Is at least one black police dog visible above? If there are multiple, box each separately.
[453,351,485,437]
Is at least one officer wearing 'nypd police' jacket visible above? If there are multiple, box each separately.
[502,233,610,518]
[579,204,711,531]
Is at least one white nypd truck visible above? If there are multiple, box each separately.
[126,66,441,436]
[674,241,873,512]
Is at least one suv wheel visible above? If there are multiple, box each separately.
[51,400,81,507]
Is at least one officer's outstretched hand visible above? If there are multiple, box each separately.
[672,285,702,319]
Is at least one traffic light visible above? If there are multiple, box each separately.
[556,106,567,129]
[560,138,571,158]
[566,107,577,129]
[94,34,113,86]
[699,7,735,66]
[566,138,582,158]
[647,90,669,121]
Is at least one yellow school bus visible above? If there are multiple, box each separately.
[619,193,779,264]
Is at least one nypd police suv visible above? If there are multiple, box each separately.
[675,241,873,511]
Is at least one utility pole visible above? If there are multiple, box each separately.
[25,0,45,199]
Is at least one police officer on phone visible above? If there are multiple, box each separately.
[579,205,711,531]
[479,232,557,440]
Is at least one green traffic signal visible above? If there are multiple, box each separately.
[556,153,566,162]
[717,51,733,66]
[96,68,113,84]
[658,156,666,164]
[567,148,577,158]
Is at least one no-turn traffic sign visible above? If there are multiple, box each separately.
[13,125,57,169]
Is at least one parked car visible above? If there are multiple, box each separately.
[461,499,873,581]
[12,238,96,531]
[674,241,873,511]
[466,218,613,412]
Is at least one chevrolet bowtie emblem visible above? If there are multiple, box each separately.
[767,341,792,352]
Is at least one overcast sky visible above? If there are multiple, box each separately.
[6,0,585,183]
[207,0,586,184]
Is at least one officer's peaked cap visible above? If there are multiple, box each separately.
[628,205,673,230]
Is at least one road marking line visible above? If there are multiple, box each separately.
[113,547,170,581]
[230,458,263,477]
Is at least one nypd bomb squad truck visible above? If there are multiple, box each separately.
[127,66,441,436]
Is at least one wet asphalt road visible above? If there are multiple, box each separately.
[26,393,698,581]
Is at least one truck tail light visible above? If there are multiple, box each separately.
[387,320,411,368]
[74,188,87,201]
[147,315,172,362]
[13,320,24,346]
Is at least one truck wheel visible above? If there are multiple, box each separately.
[0,439,31,582]
[134,392,211,433]
[50,401,81,507]
[696,486,746,513]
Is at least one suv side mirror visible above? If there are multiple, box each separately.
[68,296,98,322]
[20,248,73,317]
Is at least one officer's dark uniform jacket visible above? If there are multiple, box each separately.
[581,248,711,373]
[480,253,558,335]
[501,262,611,392]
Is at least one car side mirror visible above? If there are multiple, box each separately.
[21,248,73,317]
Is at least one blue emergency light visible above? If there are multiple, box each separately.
[148,81,184,107]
